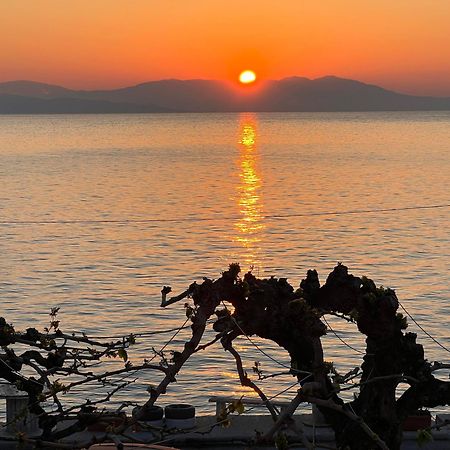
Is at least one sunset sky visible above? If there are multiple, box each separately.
[1,0,450,95]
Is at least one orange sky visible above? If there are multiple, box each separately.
[1,0,450,96]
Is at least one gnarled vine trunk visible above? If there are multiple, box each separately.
[163,263,449,449]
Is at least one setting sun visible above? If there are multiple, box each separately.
[239,70,256,84]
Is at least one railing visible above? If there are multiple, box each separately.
[208,395,291,418]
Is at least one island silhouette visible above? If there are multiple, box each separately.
[1,76,450,113]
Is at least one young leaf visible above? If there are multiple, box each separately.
[235,399,245,415]
[118,348,128,362]
[416,429,433,447]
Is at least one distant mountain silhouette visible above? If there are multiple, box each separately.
[0,80,75,98]
[0,94,171,114]
[1,77,449,113]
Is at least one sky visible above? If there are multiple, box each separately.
[1,0,450,96]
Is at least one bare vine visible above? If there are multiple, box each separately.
[0,263,449,449]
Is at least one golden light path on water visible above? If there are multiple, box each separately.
[234,114,265,270]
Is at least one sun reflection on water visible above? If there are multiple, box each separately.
[234,113,265,269]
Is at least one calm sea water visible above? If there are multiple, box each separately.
[0,112,449,414]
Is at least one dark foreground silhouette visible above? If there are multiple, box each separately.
[0,264,448,449]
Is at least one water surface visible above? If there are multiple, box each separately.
[1,112,449,413]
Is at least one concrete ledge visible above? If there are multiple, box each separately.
[0,414,449,449]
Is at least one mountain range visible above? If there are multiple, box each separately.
[1,77,450,113]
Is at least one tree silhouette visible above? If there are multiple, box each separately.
[1,264,449,449]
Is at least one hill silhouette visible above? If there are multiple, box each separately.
[1,77,449,113]
[0,94,171,114]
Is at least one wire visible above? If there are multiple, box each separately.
[324,300,450,358]
[78,324,192,340]
[240,378,307,415]
[150,317,190,358]
[68,319,218,341]
[221,301,312,376]
[399,301,450,355]
[322,316,366,355]
[105,317,191,387]
[0,203,448,226]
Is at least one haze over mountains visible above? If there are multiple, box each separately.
[1,76,450,113]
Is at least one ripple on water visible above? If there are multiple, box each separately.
[0,112,449,414]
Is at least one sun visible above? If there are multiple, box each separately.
[239,70,256,84]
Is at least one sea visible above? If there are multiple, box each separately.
[0,111,449,415]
